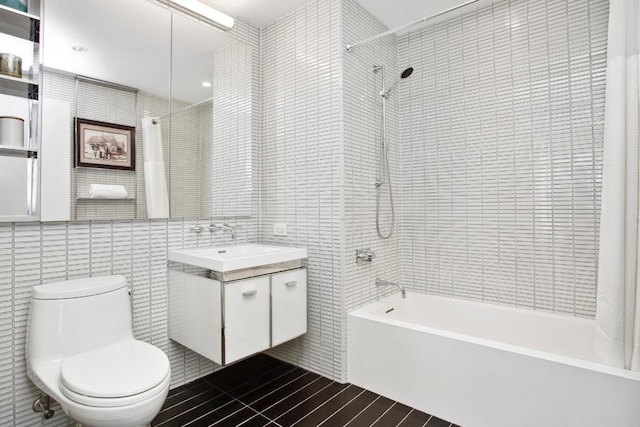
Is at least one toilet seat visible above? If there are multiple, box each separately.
[60,339,170,408]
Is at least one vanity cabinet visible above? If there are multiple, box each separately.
[169,267,307,365]
[271,268,307,347]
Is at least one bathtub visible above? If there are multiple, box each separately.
[348,292,640,427]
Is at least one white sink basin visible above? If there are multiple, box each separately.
[169,244,308,272]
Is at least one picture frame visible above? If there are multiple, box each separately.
[75,118,136,171]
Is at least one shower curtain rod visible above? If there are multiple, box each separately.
[345,0,479,53]
[151,96,213,124]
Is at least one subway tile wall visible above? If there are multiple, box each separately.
[210,40,256,218]
[397,0,608,317]
[342,0,402,315]
[260,0,345,381]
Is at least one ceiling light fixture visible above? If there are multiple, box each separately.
[72,45,89,53]
[201,81,212,87]
[170,0,234,29]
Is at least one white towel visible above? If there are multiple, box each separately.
[89,184,128,199]
[143,161,169,218]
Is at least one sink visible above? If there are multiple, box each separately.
[169,244,308,272]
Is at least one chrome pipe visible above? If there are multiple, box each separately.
[345,0,479,53]
[376,278,406,299]
[152,96,214,124]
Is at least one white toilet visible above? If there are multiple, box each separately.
[26,275,171,427]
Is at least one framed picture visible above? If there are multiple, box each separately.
[75,118,136,171]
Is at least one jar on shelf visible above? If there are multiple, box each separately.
[0,116,24,147]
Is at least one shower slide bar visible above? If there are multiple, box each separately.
[345,0,479,53]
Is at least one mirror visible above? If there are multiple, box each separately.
[41,0,254,220]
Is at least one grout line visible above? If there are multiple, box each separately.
[314,388,366,427]
[237,369,309,404]
[369,401,397,427]
[342,395,380,427]
[395,408,413,427]
[422,415,433,426]
[208,395,262,427]
[225,364,300,396]
[269,380,336,422]
[254,375,324,414]
[154,391,233,427]
[178,386,240,427]
[290,385,353,427]
[157,386,218,414]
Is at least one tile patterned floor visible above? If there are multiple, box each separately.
[152,354,459,427]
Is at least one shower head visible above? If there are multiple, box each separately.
[401,67,414,79]
[381,67,414,98]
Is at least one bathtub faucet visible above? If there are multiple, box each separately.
[375,278,406,299]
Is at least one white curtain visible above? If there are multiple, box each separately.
[595,0,640,370]
[141,117,170,218]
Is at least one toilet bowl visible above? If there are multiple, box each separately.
[26,275,171,427]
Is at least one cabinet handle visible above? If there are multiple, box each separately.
[242,289,257,296]
[285,281,298,287]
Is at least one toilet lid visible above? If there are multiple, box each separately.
[60,340,170,398]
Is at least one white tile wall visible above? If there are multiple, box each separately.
[0,218,260,426]
[260,0,345,381]
[397,0,608,317]
[342,0,402,311]
[210,40,255,217]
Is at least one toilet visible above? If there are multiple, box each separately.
[26,275,171,427]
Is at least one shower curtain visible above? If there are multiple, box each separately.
[595,0,640,370]
[141,117,169,218]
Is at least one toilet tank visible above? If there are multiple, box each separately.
[27,275,134,363]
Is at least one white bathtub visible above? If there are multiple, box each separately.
[348,292,640,427]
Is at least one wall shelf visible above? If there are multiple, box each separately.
[76,197,136,201]
[0,4,39,42]
[0,74,38,99]
[0,214,39,222]
[0,145,37,157]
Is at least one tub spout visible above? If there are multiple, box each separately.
[375,278,406,299]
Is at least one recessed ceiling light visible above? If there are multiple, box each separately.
[72,45,89,53]
[201,81,212,88]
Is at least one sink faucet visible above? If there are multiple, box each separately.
[375,278,406,299]
[210,223,236,240]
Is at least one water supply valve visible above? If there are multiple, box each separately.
[356,248,375,264]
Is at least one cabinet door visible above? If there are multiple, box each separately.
[271,268,307,347]
[223,276,270,364]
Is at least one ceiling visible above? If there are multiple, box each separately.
[209,0,475,30]
[44,0,234,104]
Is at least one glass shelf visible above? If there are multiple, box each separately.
[0,73,38,99]
[0,145,37,157]
[0,4,39,42]
[76,197,136,201]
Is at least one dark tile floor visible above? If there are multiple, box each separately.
[152,353,459,427]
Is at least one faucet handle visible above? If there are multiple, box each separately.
[208,223,221,233]
[190,225,205,234]
[356,248,376,263]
